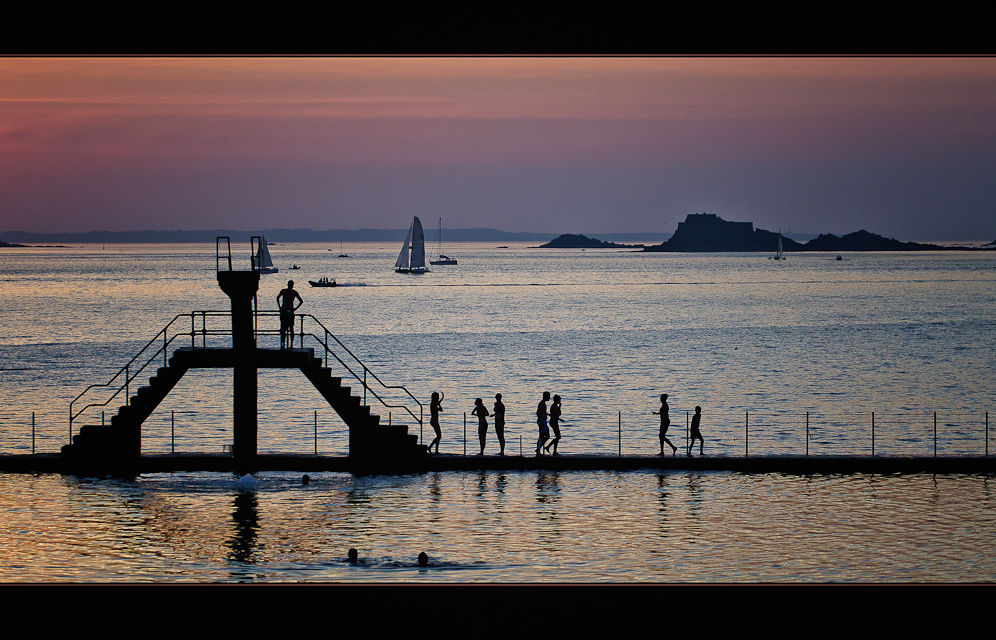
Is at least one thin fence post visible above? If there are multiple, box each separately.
[171,410,175,454]
[314,410,318,455]
[745,411,749,457]
[464,412,467,456]
[618,411,621,456]
[806,411,809,457]
[102,411,105,426]
[933,411,937,457]
[519,435,522,457]
[32,412,35,455]
[987,411,989,457]
[872,411,875,456]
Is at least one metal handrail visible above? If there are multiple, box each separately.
[68,309,423,438]
[257,311,423,427]
[69,311,231,434]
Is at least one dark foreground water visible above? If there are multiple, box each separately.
[2,470,993,582]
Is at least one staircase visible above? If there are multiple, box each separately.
[63,344,425,470]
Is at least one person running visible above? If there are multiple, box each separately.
[276,280,303,349]
[654,393,678,455]
[493,393,507,456]
[688,405,704,456]
[472,397,490,455]
[535,391,551,455]
[427,391,444,454]
[545,394,563,455]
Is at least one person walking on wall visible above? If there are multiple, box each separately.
[427,391,444,454]
[536,391,551,456]
[493,393,506,456]
[688,405,704,457]
[654,393,678,456]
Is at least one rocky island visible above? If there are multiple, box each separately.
[537,234,644,249]
[643,213,950,252]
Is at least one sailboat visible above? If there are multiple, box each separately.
[429,217,457,266]
[394,216,429,273]
[337,241,349,258]
[769,231,786,260]
[252,236,279,273]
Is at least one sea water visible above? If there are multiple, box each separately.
[0,243,993,581]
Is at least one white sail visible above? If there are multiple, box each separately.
[395,223,412,270]
[777,234,783,259]
[252,236,278,273]
[411,217,426,269]
[395,217,429,273]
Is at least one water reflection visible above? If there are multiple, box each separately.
[2,467,996,582]
[228,490,259,565]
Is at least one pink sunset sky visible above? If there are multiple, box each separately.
[2,57,995,241]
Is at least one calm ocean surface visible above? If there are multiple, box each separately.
[0,242,994,582]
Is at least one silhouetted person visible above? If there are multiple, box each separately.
[654,393,677,455]
[472,397,490,455]
[428,392,444,454]
[276,280,303,349]
[688,405,704,456]
[347,548,358,563]
[493,393,506,456]
[536,391,551,455]
[418,552,429,567]
[545,394,563,454]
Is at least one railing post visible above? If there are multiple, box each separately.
[463,412,467,456]
[191,313,195,349]
[933,411,937,457]
[363,369,367,406]
[745,411,749,457]
[987,411,989,457]
[164,330,167,368]
[314,410,318,455]
[32,412,35,455]
[171,410,175,454]
[125,365,130,406]
[806,411,809,457]
[872,411,875,456]
[618,411,621,455]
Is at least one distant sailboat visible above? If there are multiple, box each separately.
[252,236,279,273]
[395,217,429,273]
[337,241,349,258]
[769,231,786,260]
[429,217,457,266]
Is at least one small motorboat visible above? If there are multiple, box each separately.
[309,277,337,287]
[291,264,301,270]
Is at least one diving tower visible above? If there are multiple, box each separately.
[62,237,425,475]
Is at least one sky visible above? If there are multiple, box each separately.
[2,56,996,241]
